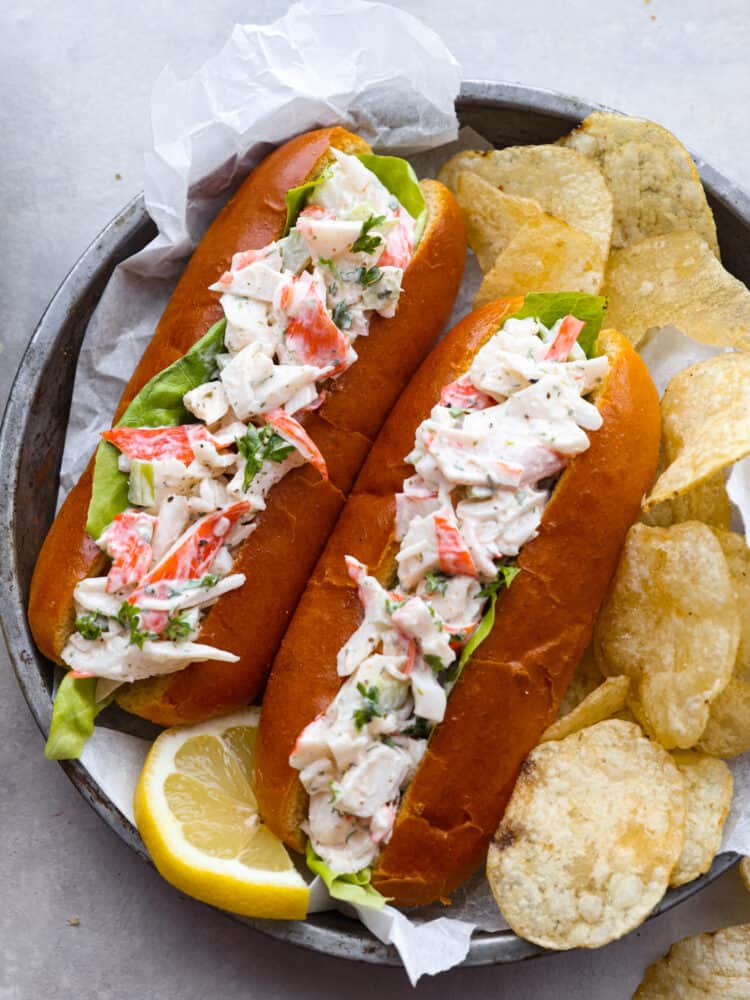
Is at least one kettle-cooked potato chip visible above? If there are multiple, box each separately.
[557,646,603,718]
[487,720,685,950]
[634,924,750,998]
[559,112,719,255]
[641,446,731,529]
[474,213,604,307]
[541,676,630,743]
[700,531,750,757]
[454,172,544,272]
[644,354,750,510]
[740,858,750,892]
[604,231,750,349]
[642,474,733,530]
[669,751,733,887]
[594,523,739,748]
[437,144,613,256]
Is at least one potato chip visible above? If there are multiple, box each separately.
[700,531,750,757]
[474,213,604,307]
[594,522,739,748]
[437,145,613,256]
[541,676,630,743]
[557,646,603,718]
[642,474,732,529]
[612,706,640,725]
[454,172,544,272]
[644,354,750,509]
[663,356,750,455]
[669,751,733,887]
[634,924,750,998]
[559,111,719,255]
[604,230,750,349]
[487,720,685,950]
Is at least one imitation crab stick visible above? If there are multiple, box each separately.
[102,426,222,466]
[102,511,157,594]
[545,315,585,362]
[440,375,494,411]
[129,501,252,603]
[264,410,328,480]
[434,511,478,578]
[284,276,353,376]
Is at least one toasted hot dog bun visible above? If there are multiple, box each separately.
[28,127,466,726]
[253,298,661,906]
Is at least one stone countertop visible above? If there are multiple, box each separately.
[2,1,750,997]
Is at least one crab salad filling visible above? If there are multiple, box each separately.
[62,149,417,693]
[290,312,609,875]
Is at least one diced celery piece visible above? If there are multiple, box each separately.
[128,459,155,508]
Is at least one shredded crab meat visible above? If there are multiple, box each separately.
[291,313,609,875]
[63,151,415,686]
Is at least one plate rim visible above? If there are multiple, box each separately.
[1,78,745,968]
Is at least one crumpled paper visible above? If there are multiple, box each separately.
[52,3,750,985]
[59,0,460,498]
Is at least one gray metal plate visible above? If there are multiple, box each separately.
[2,80,748,967]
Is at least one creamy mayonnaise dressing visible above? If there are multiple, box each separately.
[62,150,415,688]
[290,314,609,874]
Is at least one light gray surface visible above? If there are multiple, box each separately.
[2,1,750,997]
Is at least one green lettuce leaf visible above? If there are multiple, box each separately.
[456,563,521,677]
[477,564,520,599]
[85,318,227,539]
[283,153,427,246]
[356,153,427,246]
[510,292,607,359]
[305,841,389,910]
[45,674,114,760]
[283,168,333,236]
[456,592,498,681]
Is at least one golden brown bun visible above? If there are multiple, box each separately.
[253,308,661,906]
[254,298,526,847]
[28,128,467,727]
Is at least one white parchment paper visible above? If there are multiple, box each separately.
[59,0,460,498]
[53,3,750,985]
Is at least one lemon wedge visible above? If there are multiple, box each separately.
[134,708,309,919]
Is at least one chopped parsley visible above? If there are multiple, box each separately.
[385,596,407,615]
[318,258,342,287]
[163,613,192,642]
[236,424,295,492]
[332,301,353,331]
[116,602,152,649]
[74,613,104,641]
[353,683,383,730]
[424,654,445,673]
[403,716,431,740]
[427,604,443,629]
[444,659,462,684]
[167,574,220,595]
[357,265,382,287]
[477,564,521,599]
[423,570,449,596]
[351,214,385,255]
